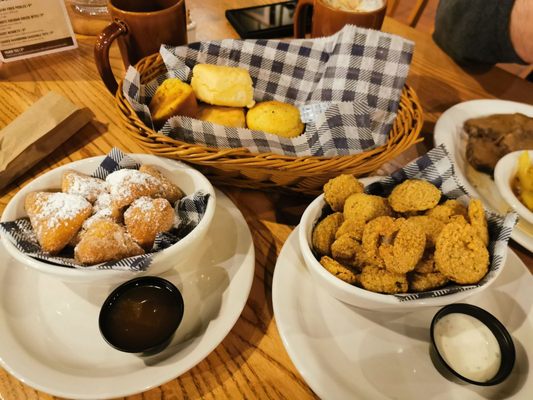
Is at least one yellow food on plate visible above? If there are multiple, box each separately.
[191,64,255,108]
[246,100,305,138]
[514,151,533,211]
[149,78,199,126]
[195,104,246,128]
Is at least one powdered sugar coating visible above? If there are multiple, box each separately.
[62,171,108,203]
[106,169,162,208]
[33,192,91,229]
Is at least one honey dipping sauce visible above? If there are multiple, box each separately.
[102,284,182,351]
[433,313,501,382]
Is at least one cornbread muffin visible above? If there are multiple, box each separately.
[195,104,246,128]
[149,78,199,126]
[246,100,304,138]
[25,192,92,254]
[191,64,255,108]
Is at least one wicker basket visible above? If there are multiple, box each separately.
[116,53,424,195]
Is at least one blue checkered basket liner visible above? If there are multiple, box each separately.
[122,25,414,157]
[315,144,518,301]
[0,148,210,271]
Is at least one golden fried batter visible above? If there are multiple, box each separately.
[74,219,144,265]
[335,217,366,241]
[388,179,441,212]
[468,198,489,246]
[323,174,364,212]
[405,215,445,248]
[361,216,402,268]
[360,265,408,294]
[311,212,344,256]
[25,192,92,254]
[409,272,449,292]
[426,199,468,223]
[435,221,489,284]
[331,234,365,270]
[344,193,392,222]
[320,256,359,285]
[124,197,175,249]
[413,252,436,274]
[139,165,185,205]
[380,221,426,274]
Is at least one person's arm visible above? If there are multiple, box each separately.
[510,0,533,64]
[432,0,525,65]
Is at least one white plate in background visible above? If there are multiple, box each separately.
[273,228,533,399]
[433,99,533,252]
[0,189,255,399]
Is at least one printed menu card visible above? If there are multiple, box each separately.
[0,0,77,62]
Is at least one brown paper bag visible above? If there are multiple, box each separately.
[0,91,93,191]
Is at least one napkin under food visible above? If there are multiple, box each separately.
[123,25,414,157]
[322,144,517,301]
[0,148,210,271]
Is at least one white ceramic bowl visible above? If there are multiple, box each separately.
[298,177,502,312]
[494,150,533,226]
[1,154,216,285]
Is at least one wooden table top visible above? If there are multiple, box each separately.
[0,1,532,399]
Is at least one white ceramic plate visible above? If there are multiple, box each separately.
[273,228,533,400]
[433,99,533,252]
[0,189,255,399]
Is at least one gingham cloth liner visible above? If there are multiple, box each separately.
[122,25,414,157]
[314,144,518,302]
[0,148,210,271]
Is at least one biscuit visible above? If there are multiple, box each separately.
[74,219,144,265]
[149,78,199,126]
[434,220,489,284]
[61,170,108,203]
[25,192,92,254]
[191,64,255,108]
[246,100,304,138]
[124,197,175,249]
[195,104,246,128]
[388,179,441,212]
[323,174,364,212]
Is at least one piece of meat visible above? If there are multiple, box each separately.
[464,113,533,174]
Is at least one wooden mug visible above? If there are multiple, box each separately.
[294,0,387,38]
[94,0,187,94]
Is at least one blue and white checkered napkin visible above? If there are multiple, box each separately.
[356,144,517,301]
[122,25,414,157]
[0,148,210,271]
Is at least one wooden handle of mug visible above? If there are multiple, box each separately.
[94,20,128,94]
[293,0,314,38]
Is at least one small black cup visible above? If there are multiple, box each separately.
[430,303,515,386]
[99,276,184,354]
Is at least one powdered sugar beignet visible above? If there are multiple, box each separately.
[25,191,92,254]
[105,169,164,209]
[124,196,174,249]
[61,170,108,203]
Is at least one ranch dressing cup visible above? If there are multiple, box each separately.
[430,304,516,386]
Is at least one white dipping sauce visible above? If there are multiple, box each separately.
[433,313,501,382]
